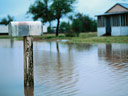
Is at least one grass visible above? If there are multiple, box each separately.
[0,32,128,43]
[71,35,128,43]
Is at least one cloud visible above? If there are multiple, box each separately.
[0,0,128,21]
[77,0,128,17]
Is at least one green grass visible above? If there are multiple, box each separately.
[0,35,12,39]
[0,32,128,43]
[70,32,128,43]
[70,36,128,43]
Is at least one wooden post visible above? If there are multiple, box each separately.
[24,36,34,88]
[24,87,34,96]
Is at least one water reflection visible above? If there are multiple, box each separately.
[0,39,128,96]
[61,43,93,52]
[10,39,14,48]
[34,41,79,96]
[98,44,128,72]
[0,39,14,48]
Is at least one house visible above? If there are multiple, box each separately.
[0,25,8,35]
[96,3,128,36]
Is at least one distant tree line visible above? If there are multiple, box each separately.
[28,0,97,37]
[0,15,14,25]
[59,13,97,37]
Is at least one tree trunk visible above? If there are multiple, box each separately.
[56,18,60,36]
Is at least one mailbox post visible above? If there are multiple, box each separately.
[9,21,43,88]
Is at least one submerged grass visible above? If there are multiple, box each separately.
[0,32,128,43]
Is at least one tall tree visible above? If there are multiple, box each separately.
[28,0,76,36]
[0,15,14,25]
[51,0,76,36]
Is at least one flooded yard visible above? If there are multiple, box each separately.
[0,39,128,96]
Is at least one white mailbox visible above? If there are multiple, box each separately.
[9,21,43,36]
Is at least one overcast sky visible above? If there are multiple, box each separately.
[0,0,128,21]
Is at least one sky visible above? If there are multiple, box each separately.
[0,0,128,21]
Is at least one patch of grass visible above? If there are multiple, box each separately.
[80,32,97,38]
[0,35,11,39]
[70,35,128,43]
[0,32,128,43]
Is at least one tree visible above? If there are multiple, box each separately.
[63,13,97,37]
[51,0,76,36]
[0,15,14,25]
[68,15,73,24]
[28,0,76,36]
[72,18,82,37]
[73,13,97,32]
[28,0,54,24]
[59,21,70,33]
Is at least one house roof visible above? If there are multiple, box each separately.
[96,11,128,17]
[119,3,128,9]
[105,3,128,13]
[96,3,128,17]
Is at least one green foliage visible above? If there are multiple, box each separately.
[48,26,54,33]
[0,15,14,25]
[50,0,76,36]
[28,0,54,23]
[71,18,82,37]
[50,0,75,18]
[28,0,76,36]
[59,21,76,37]
[59,21,70,33]
[61,13,97,37]
[74,13,97,32]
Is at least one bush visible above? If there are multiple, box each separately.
[71,19,82,37]
[48,26,54,33]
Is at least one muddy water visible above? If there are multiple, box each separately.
[0,39,128,96]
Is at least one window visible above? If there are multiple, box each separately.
[98,16,105,27]
[112,15,120,26]
[121,14,128,26]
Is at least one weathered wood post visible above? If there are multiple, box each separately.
[8,21,43,88]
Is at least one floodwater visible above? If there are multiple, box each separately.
[0,39,128,96]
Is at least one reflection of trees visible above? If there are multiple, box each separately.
[98,44,128,72]
[0,39,14,48]
[61,43,92,51]
[34,41,78,95]
[10,39,14,48]
[56,42,60,53]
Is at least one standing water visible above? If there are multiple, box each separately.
[0,39,128,96]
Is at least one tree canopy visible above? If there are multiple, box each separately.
[59,13,97,37]
[28,0,54,23]
[28,0,76,36]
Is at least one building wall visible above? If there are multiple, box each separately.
[111,27,121,36]
[98,26,128,36]
[112,26,128,36]
[0,25,8,34]
[120,27,128,36]
[97,27,106,36]
[107,5,128,13]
